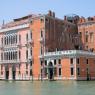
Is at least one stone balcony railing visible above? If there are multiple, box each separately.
[0,59,20,64]
[39,50,95,59]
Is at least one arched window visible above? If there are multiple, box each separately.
[9,36,11,45]
[10,52,12,60]
[13,52,15,60]
[11,36,13,44]
[16,35,17,43]
[13,36,15,44]
[4,37,6,45]
[31,32,32,39]
[15,51,17,60]
[26,50,28,59]
[6,36,8,45]
[9,52,10,60]
[6,52,8,60]
[19,51,21,59]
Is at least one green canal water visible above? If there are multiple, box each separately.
[0,81,95,95]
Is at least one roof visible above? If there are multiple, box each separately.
[1,14,37,29]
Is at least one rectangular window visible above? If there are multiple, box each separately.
[30,61,32,66]
[59,59,61,64]
[77,58,79,64]
[85,34,88,43]
[26,50,28,59]
[86,59,88,64]
[19,35,21,42]
[30,69,32,76]
[54,60,56,65]
[71,68,74,75]
[31,48,32,56]
[26,33,28,41]
[45,60,47,66]
[87,68,89,74]
[41,31,43,38]
[40,46,43,55]
[59,68,61,76]
[77,68,80,75]
[40,60,43,66]
[70,58,73,64]
[90,32,94,43]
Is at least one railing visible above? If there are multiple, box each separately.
[0,59,20,64]
[39,50,95,58]
[0,43,22,49]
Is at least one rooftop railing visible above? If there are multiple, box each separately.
[39,50,95,59]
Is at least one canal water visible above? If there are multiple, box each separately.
[0,81,95,95]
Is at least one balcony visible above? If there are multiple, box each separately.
[28,39,33,44]
[0,59,20,64]
[39,50,95,59]
[25,39,34,47]
[0,44,20,49]
[26,56,33,63]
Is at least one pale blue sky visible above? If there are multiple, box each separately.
[0,0,95,24]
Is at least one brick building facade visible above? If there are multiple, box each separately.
[0,11,94,80]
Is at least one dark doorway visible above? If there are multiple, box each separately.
[5,71,9,80]
[12,65,16,80]
[5,65,9,80]
[12,71,16,80]
[74,45,79,50]
[48,62,54,80]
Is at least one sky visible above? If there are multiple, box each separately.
[0,0,95,24]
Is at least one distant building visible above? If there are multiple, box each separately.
[0,11,95,80]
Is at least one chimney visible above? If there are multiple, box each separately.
[53,12,55,17]
[64,16,67,21]
[48,10,52,16]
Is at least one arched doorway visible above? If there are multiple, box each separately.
[48,62,54,80]
[12,65,16,80]
[5,65,9,80]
